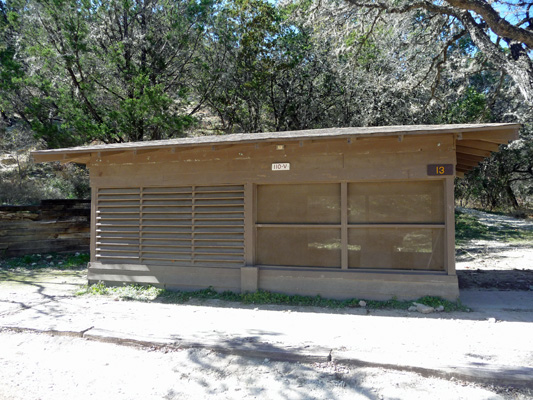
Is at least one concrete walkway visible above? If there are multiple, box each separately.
[1,280,532,389]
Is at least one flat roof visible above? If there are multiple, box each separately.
[32,123,521,175]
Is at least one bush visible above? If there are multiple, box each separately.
[0,161,90,205]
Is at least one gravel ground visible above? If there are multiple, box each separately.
[0,330,530,400]
[456,208,533,290]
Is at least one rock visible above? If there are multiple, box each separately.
[359,300,367,307]
[488,317,496,323]
[436,305,445,312]
[413,302,434,314]
[529,285,533,291]
[408,306,417,312]
[45,255,53,260]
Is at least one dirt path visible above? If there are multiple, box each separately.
[0,330,529,400]
[456,208,533,291]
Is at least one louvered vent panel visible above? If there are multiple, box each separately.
[95,185,245,267]
[140,187,193,266]
[193,185,245,267]
[96,188,141,264]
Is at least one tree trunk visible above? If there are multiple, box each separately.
[505,183,520,210]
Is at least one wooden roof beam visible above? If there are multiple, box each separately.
[456,146,491,158]
[456,163,476,172]
[456,153,485,163]
[456,140,501,152]
[60,155,91,165]
[457,157,482,168]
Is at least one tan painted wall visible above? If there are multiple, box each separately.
[87,133,459,300]
[88,134,455,186]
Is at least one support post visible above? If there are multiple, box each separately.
[244,183,255,266]
[241,267,259,293]
[341,182,348,269]
[90,186,97,263]
[444,177,456,275]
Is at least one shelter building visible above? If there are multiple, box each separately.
[32,123,520,300]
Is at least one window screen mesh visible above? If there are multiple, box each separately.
[348,228,444,270]
[348,181,444,224]
[256,228,341,268]
[257,184,341,224]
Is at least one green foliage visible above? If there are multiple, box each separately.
[416,296,467,312]
[77,281,109,296]
[441,87,489,124]
[76,282,163,300]
[0,252,89,270]
[5,0,214,146]
[76,284,466,311]
[0,159,91,205]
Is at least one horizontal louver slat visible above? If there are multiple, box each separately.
[143,187,192,193]
[194,233,244,240]
[194,185,243,192]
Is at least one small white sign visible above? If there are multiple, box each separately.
[272,162,290,171]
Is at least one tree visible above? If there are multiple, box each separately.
[11,0,215,146]
[195,0,342,133]
[337,0,533,104]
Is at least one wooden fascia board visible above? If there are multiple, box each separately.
[460,128,519,145]
[32,151,92,164]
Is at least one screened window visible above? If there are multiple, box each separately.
[347,181,444,270]
[256,184,341,268]
[257,184,340,224]
[348,181,444,224]
[256,181,445,271]
[257,228,341,268]
[348,228,444,270]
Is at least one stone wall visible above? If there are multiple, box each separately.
[0,199,90,258]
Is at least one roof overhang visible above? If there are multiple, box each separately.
[32,123,521,177]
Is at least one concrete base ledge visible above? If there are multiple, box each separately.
[88,262,460,301]
[258,267,460,301]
